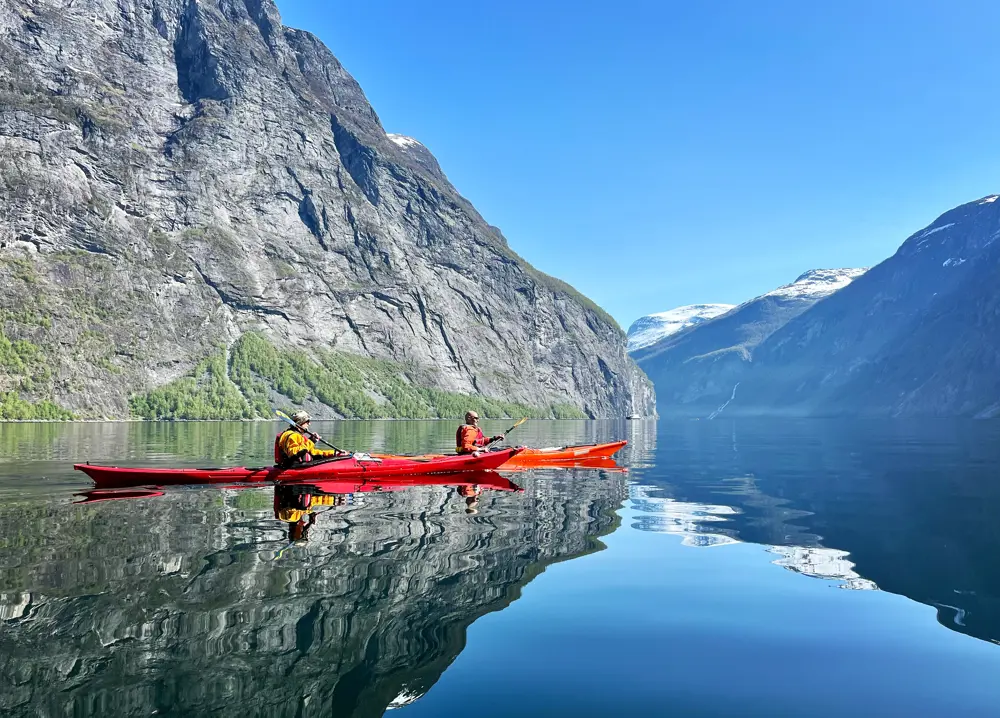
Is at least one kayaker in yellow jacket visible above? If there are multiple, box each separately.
[274,411,347,467]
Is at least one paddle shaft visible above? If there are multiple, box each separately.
[484,417,528,450]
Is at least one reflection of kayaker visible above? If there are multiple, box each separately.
[274,484,347,543]
[458,484,483,514]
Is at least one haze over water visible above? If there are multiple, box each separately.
[1,419,999,717]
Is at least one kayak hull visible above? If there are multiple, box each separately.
[374,440,627,467]
[74,449,520,490]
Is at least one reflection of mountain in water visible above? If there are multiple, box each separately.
[628,420,1000,645]
[630,486,740,547]
[0,472,627,717]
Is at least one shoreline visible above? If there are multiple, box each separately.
[0,416,631,425]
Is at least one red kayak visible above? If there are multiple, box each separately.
[74,448,521,489]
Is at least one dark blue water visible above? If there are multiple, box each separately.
[1,419,999,717]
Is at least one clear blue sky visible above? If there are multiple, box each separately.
[277,0,1000,329]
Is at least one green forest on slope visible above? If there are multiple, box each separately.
[129,333,586,421]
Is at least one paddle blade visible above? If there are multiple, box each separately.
[275,409,298,427]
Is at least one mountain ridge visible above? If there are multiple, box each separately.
[632,267,867,417]
[636,194,1000,418]
[626,304,735,352]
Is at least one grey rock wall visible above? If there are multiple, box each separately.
[0,0,654,418]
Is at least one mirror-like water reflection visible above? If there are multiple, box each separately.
[1,418,999,717]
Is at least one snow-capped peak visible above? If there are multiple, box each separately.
[387,133,423,150]
[979,195,999,205]
[627,304,735,352]
[386,688,424,710]
[762,268,867,300]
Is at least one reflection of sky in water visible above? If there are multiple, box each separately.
[630,484,877,590]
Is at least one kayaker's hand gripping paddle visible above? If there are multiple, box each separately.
[274,410,348,455]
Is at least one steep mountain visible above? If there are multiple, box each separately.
[626,304,735,352]
[735,195,1000,417]
[0,0,653,420]
[632,269,866,417]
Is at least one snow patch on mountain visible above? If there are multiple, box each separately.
[387,133,422,150]
[979,195,998,204]
[763,268,868,300]
[916,223,956,246]
[627,304,735,352]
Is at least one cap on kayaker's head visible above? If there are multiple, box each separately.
[465,411,479,425]
[292,410,311,427]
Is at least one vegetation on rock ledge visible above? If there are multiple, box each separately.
[130,333,587,421]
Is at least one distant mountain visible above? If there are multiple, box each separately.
[638,194,1000,418]
[632,269,867,417]
[627,304,735,351]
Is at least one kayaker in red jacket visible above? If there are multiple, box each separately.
[275,411,347,467]
[456,411,504,455]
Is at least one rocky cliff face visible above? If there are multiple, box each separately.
[0,0,654,419]
[632,269,865,417]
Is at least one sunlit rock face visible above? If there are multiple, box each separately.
[0,473,627,717]
[0,0,653,419]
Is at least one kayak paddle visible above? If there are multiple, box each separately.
[274,409,347,454]
[484,417,528,450]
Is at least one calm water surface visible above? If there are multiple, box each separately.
[1,419,999,717]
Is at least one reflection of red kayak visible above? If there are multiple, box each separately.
[502,457,627,473]
[374,440,627,467]
[290,471,522,495]
[74,449,521,489]
[75,471,520,503]
[75,488,167,504]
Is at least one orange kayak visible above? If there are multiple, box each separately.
[374,440,627,468]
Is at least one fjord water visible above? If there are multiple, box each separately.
[2,420,1000,717]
